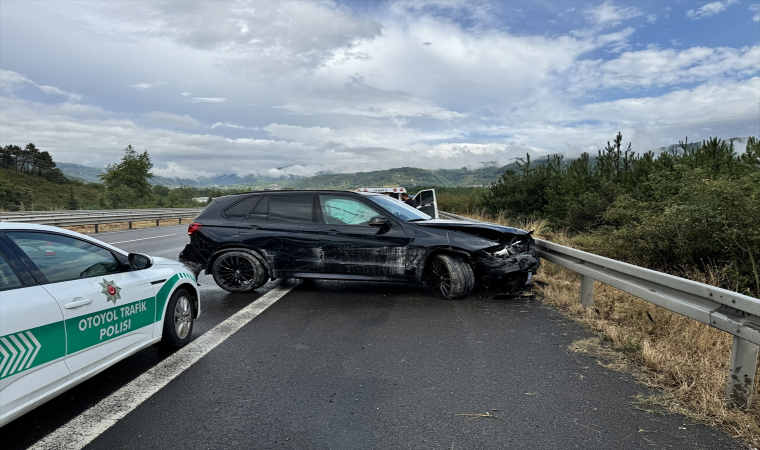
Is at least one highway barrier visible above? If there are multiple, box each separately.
[440,211,760,408]
[0,208,204,232]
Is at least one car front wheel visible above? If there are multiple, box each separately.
[424,254,474,300]
[161,288,194,348]
[212,251,269,292]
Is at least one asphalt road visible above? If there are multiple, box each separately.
[1,225,742,449]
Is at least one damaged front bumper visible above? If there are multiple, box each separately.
[475,246,541,284]
[179,243,207,279]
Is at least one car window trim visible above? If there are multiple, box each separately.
[222,195,262,221]
[0,230,129,285]
[0,238,35,289]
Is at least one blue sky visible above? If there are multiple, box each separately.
[1,0,758,178]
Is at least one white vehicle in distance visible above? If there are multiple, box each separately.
[353,187,439,218]
[0,222,200,427]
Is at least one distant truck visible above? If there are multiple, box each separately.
[353,187,438,218]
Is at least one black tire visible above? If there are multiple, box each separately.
[161,288,194,348]
[212,251,268,292]
[424,254,475,299]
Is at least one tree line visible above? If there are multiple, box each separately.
[483,134,760,297]
[0,144,223,211]
[0,143,66,182]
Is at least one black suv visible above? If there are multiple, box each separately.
[179,190,539,299]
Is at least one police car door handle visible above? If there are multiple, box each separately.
[65,298,93,309]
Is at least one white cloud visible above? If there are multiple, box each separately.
[568,45,760,92]
[191,97,227,103]
[0,69,82,101]
[210,122,257,130]
[152,161,216,179]
[1,2,757,179]
[280,76,466,120]
[751,4,760,22]
[687,0,738,19]
[86,0,382,76]
[142,111,200,129]
[130,82,163,90]
[583,1,642,28]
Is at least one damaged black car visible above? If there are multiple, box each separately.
[179,190,539,300]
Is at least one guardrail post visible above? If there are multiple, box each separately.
[129,221,133,229]
[726,336,759,408]
[94,224,99,233]
[156,219,160,227]
[179,218,182,225]
[580,275,594,307]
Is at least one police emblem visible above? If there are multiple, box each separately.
[99,278,122,304]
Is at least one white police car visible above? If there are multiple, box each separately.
[0,222,200,427]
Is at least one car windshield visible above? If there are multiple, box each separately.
[367,195,431,222]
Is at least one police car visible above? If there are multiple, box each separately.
[0,222,200,427]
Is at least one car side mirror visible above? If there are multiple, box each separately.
[368,216,391,227]
[129,253,153,270]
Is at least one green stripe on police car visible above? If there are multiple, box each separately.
[0,322,65,381]
[0,272,192,380]
[66,297,156,354]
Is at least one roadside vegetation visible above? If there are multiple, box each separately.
[0,144,233,211]
[446,134,760,445]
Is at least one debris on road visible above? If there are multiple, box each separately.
[455,412,502,421]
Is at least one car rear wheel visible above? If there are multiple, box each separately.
[161,288,194,348]
[212,251,268,292]
[424,254,474,299]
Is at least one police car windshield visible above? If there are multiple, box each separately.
[368,195,431,222]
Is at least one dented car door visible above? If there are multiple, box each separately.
[238,194,323,275]
[315,195,414,279]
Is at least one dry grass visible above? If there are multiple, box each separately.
[462,210,760,446]
[64,218,194,235]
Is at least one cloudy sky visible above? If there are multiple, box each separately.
[1,0,758,179]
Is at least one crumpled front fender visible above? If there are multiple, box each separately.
[474,248,540,282]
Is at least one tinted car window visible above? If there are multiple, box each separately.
[249,195,269,221]
[320,195,381,226]
[223,196,260,220]
[0,253,22,291]
[269,195,315,223]
[7,232,122,283]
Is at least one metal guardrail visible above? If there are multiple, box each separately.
[440,211,760,407]
[0,208,204,231]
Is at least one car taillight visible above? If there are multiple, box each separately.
[187,222,203,236]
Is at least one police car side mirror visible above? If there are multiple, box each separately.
[368,216,391,227]
[129,253,153,270]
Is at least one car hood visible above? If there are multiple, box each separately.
[414,219,532,242]
[152,256,184,266]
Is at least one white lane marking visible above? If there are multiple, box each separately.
[106,233,179,244]
[31,282,296,450]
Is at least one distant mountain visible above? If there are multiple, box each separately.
[56,163,305,187]
[57,136,753,190]
[56,163,104,183]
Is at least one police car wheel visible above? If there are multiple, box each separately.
[212,251,268,292]
[161,288,194,348]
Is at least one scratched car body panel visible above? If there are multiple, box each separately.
[180,190,539,298]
